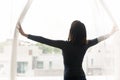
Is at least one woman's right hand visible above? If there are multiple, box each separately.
[97,25,119,42]
[17,23,28,37]
[110,25,119,34]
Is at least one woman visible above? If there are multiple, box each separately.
[18,20,118,80]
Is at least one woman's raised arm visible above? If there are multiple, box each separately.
[17,23,65,49]
[97,25,119,42]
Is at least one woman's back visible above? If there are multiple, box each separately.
[62,39,98,80]
[62,42,87,68]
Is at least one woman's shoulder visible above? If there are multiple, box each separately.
[86,38,98,47]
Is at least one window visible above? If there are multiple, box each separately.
[17,62,28,74]
[0,46,4,53]
[37,61,44,69]
[0,0,120,80]
[0,64,4,73]
[91,58,94,66]
[32,56,37,69]
[29,49,32,55]
[49,61,52,69]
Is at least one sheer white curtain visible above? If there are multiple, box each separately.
[11,0,33,80]
[91,0,120,80]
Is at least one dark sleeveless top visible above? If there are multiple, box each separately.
[28,34,98,80]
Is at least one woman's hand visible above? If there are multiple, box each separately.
[17,23,28,37]
[110,25,119,35]
[97,25,119,42]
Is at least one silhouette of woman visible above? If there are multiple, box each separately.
[18,20,118,80]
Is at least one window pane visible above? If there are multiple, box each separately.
[37,61,44,69]
[17,62,28,74]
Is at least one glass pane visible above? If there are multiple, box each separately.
[37,61,43,69]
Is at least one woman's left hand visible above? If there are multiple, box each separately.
[17,23,28,37]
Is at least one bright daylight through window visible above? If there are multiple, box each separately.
[0,0,120,80]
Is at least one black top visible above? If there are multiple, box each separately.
[28,34,98,78]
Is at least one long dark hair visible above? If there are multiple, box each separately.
[68,20,87,45]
